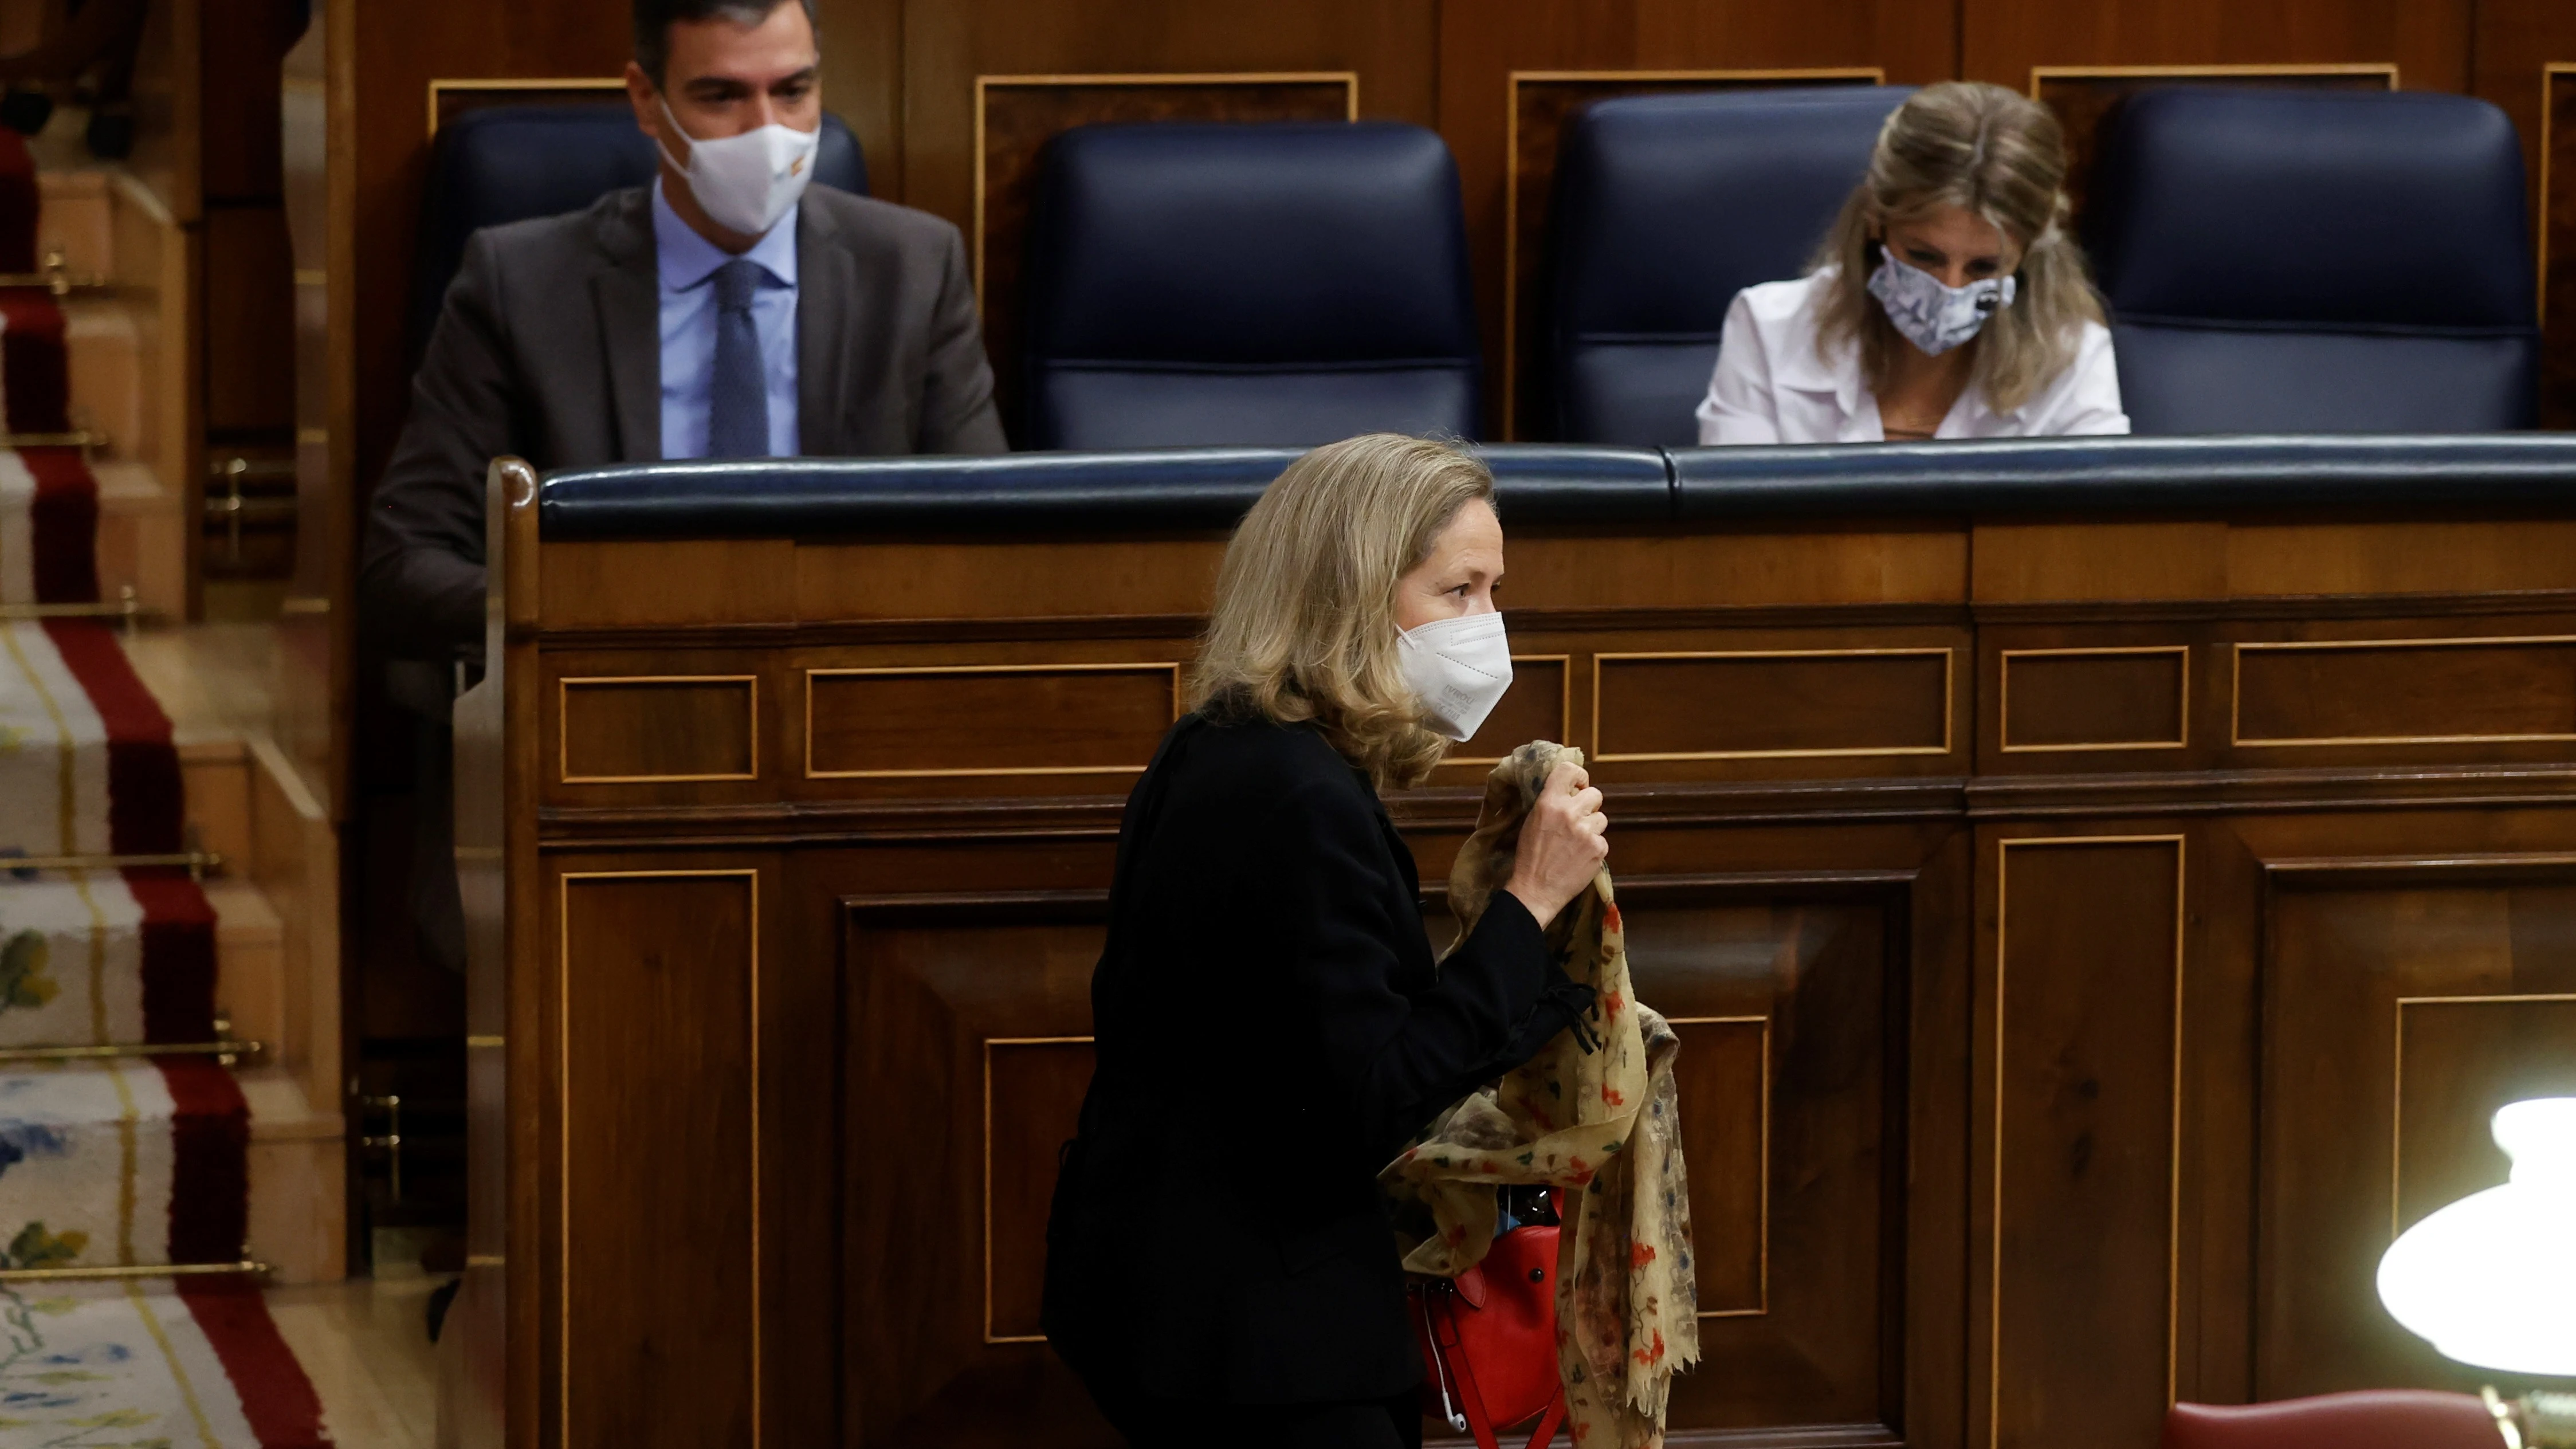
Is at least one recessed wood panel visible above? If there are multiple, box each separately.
[560,871,758,1448]
[1502,68,1880,440]
[2261,875,2576,1398]
[2029,66,2394,225]
[1595,649,1951,761]
[974,73,1356,442]
[426,76,626,137]
[845,897,1114,1449]
[985,1037,1096,1343]
[1446,654,1572,765]
[1989,838,2183,1449]
[806,663,1179,778]
[559,676,759,783]
[1619,886,1896,1432]
[2544,65,2576,429]
[2000,647,2188,753]
[2233,637,2576,747]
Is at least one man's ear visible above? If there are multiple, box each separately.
[625,61,664,148]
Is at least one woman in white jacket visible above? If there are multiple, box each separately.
[1696,81,2128,444]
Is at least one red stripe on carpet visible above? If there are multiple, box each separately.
[0,126,32,275]
[156,1055,250,1266]
[175,1277,334,1449]
[26,444,100,603]
[125,867,217,1042]
[0,288,69,432]
[41,619,183,854]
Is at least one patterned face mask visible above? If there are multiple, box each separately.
[1867,249,2017,356]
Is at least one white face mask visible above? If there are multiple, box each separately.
[657,96,819,238]
[1866,250,2017,356]
[1396,612,1513,743]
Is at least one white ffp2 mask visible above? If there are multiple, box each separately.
[1397,612,1513,742]
[1867,250,2016,356]
[658,97,819,238]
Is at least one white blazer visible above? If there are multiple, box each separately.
[1694,271,2130,444]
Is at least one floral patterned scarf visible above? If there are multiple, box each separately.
[1382,742,1700,1449]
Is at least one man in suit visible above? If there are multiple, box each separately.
[362,0,1005,664]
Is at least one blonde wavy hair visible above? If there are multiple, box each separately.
[1188,434,1494,792]
[1812,80,2104,415]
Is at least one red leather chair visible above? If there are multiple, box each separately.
[2166,1391,2505,1449]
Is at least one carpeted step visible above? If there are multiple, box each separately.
[0,870,216,1047]
[0,1055,246,1270]
[0,1277,329,1447]
[2,618,189,859]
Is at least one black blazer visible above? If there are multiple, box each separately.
[359,184,1007,663]
[1042,713,1585,1405]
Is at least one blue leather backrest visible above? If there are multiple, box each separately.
[408,101,866,370]
[2086,88,2536,433]
[1020,121,1481,450]
[1547,86,1914,447]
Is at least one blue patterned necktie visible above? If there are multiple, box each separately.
[708,257,769,458]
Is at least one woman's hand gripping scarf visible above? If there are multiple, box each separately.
[1380,741,1701,1449]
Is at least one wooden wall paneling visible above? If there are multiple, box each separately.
[1588,642,1965,781]
[841,893,1117,1449]
[2255,855,2576,1398]
[427,77,631,137]
[2028,65,2395,225]
[2544,65,2575,427]
[2231,634,2576,750]
[1501,68,1882,440]
[803,661,1179,779]
[1995,646,2189,755]
[1979,834,2187,1449]
[1616,874,1910,1439]
[971,72,1357,441]
[1964,1,2468,95]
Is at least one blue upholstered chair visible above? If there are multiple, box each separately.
[1545,87,1914,446]
[2087,88,2536,433]
[407,101,866,368]
[1019,122,1481,450]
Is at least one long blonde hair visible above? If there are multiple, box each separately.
[1189,434,1494,792]
[1812,81,2104,415]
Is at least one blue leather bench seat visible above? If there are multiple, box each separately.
[2086,88,2537,434]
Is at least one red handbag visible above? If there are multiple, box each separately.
[1410,1223,1569,1449]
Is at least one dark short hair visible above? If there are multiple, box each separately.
[633,0,818,87]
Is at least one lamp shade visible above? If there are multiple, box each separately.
[2377,1097,2576,1376]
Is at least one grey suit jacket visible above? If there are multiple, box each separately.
[360,184,1007,661]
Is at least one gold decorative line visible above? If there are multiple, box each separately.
[1501,67,1882,440]
[804,662,1181,780]
[465,1035,505,1049]
[2027,61,2399,100]
[1664,1014,1772,1317]
[1590,647,1954,762]
[559,869,763,1448]
[425,75,626,139]
[1445,654,1576,766]
[1998,645,2191,753]
[2231,635,2576,747]
[983,1035,1096,1344]
[2387,991,2576,1241]
[1990,834,2188,1447]
[557,675,761,784]
[972,72,1360,309]
[120,1279,223,1449]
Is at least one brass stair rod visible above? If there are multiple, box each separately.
[0,247,109,296]
[0,584,152,629]
[0,1260,272,1283]
[0,849,222,880]
[0,1039,265,1066]
[0,430,102,450]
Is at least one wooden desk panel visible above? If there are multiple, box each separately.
[473,492,2576,1449]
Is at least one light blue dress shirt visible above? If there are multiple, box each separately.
[653,178,801,459]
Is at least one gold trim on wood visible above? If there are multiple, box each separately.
[426,76,628,139]
[802,662,1182,779]
[2388,991,2576,1240]
[1590,647,1954,762]
[1997,645,2191,753]
[1501,67,1883,442]
[2026,61,2400,100]
[971,72,1361,309]
[1665,1014,1772,1317]
[1444,654,1576,765]
[557,675,761,784]
[558,869,761,1449]
[2231,635,2576,747]
[983,1034,1096,1345]
[1990,835,2187,1447]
